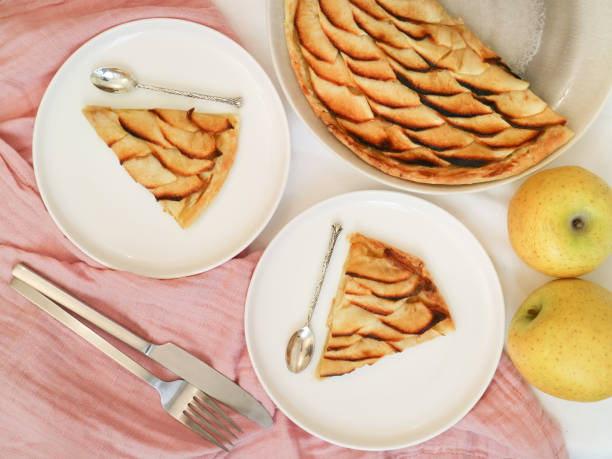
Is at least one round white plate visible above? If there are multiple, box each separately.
[245,190,505,450]
[33,18,290,278]
[267,0,612,193]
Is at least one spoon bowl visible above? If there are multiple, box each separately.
[90,67,137,94]
[286,326,315,373]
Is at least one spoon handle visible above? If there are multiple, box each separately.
[136,83,243,108]
[306,223,343,326]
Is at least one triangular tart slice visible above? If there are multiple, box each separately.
[317,233,455,378]
[82,106,239,229]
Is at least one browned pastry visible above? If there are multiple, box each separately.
[285,0,574,185]
[82,106,239,229]
[317,233,454,378]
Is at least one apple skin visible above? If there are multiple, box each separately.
[508,166,612,278]
[507,278,612,402]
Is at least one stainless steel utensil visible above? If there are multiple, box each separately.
[90,67,243,108]
[286,222,342,373]
[11,263,272,428]
[10,278,239,451]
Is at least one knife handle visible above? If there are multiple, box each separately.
[12,263,151,353]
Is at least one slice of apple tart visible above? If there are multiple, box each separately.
[82,106,239,229]
[318,233,454,378]
[285,0,574,185]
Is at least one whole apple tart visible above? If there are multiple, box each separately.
[284,0,574,185]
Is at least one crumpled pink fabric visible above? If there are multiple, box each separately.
[0,1,567,457]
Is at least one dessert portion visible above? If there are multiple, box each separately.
[317,233,454,378]
[82,106,239,229]
[285,0,574,185]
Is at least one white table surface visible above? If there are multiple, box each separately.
[215,1,612,457]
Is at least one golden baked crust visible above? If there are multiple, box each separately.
[285,0,574,185]
[317,233,454,378]
[82,106,239,229]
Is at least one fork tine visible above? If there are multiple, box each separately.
[179,411,229,452]
[186,402,233,446]
[191,396,238,439]
[195,391,243,433]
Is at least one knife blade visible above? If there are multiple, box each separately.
[11,263,273,428]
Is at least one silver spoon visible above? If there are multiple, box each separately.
[286,222,343,373]
[90,67,243,108]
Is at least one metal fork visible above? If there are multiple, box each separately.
[10,277,240,452]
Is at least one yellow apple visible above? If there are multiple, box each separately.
[508,166,612,277]
[507,278,612,402]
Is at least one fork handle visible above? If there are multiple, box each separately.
[12,264,151,353]
[10,277,158,385]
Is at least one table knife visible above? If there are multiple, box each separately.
[11,263,273,428]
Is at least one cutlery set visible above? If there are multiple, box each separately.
[10,263,272,451]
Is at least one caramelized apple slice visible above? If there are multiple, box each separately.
[337,118,389,147]
[158,119,216,159]
[445,113,510,135]
[325,335,362,350]
[351,7,412,49]
[436,47,489,74]
[375,0,457,25]
[457,25,498,60]
[377,42,429,71]
[295,0,338,63]
[122,155,177,188]
[384,124,421,150]
[345,277,372,295]
[509,106,567,128]
[149,143,214,176]
[391,65,467,95]
[323,338,395,360]
[343,54,395,81]
[369,100,444,130]
[380,301,434,334]
[82,106,127,145]
[346,254,413,282]
[423,92,493,116]
[302,47,353,86]
[482,90,547,118]
[348,0,388,20]
[151,175,205,200]
[319,10,382,60]
[159,198,186,219]
[383,147,450,167]
[356,320,406,341]
[437,142,513,161]
[309,69,374,122]
[351,74,420,108]
[319,0,361,34]
[152,109,198,132]
[354,275,421,298]
[188,112,232,133]
[345,294,400,315]
[405,123,474,150]
[116,109,172,148]
[453,64,529,94]
[111,135,153,162]
[330,304,377,336]
[476,128,539,148]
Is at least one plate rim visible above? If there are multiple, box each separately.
[32,17,291,279]
[265,0,612,195]
[244,189,506,450]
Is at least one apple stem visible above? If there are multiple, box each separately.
[527,308,540,318]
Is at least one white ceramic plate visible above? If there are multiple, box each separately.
[267,0,612,193]
[245,190,505,450]
[33,18,290,278]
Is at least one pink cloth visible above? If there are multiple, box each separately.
[0,1,567,457]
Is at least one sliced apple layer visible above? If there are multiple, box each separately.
[317,233,455,378]
[82,106,239,229]
[285,0,573,184]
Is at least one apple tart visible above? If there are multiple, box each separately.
[318,233,454,378]
[82,106,239,229]
[285,0,574,185]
